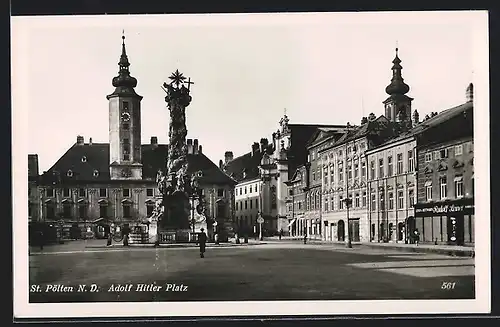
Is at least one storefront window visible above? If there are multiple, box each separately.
[440,176,448,199]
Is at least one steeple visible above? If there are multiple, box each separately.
[383,47,413,126]
[107,31,140,99]
[385,48,410,96]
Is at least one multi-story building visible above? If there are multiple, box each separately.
[224,115,348,236]
[33,35,235,240]
[284,165,307,236]
[222,140,273,236]
[413,84,474,245]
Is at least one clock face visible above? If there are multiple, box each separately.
[121,112,130,122]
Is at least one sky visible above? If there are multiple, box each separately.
[12,11,487,173]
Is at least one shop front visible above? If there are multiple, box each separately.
[413,198,474,246]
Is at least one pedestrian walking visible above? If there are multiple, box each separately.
[413,229,420,246]
[197,228,207,258]
[303,233,307,244]
[279,228,283,240]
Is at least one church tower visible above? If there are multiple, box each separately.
[383,48,413,125]
[107,32,143,180]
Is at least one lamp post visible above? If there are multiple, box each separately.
[344,138,357,249]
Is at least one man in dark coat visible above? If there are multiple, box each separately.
[198,228,207,258]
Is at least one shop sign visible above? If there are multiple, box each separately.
[414,200,474,216]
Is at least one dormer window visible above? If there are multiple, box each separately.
[93,170,100,177]
[81,156,87,163]
[67,170,73,177]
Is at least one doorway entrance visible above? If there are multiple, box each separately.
[337,220,345,241]
[349,218,360,242]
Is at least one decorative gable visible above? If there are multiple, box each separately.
[437,161,448,171]
[424,166,433,174]
[452,160,465,169]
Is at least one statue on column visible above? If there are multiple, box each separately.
[156,70,194,230]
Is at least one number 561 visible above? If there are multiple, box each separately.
[441,282,456,290]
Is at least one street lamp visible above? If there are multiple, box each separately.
[344,138,356,249]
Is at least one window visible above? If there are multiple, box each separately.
[330,165,335,184]
[433,151,440,160]
[93,170,100,177]
[455,145,463,156]
[371,194,376,211]
[425,152,432,162]
[397,153,403,174]
[316,168,320,181]
[426,183,433,201]
[123,138,130,161]
[312,170,316,181]
[255,198,259,208]
[361,161,366,178]
[250,200,253,209]
[245,200,248,210]
[123,204,131,218]
[388,192,394,210]
[244,187,247,194]
[146,188,154,197]
[370,161,375,180]
[439,176,447,199]
[324,167,328,184]
[354,162,359,178]
[409,189,415,207]
[362,191,367,207]
[63,188,70,197]
[408,150,414,172]
[254,185,258,192]
[81,156,87,162]
[354,193,360,207]
[123,188,130,197]
[144,204,153,217]
[339,195,344,210]
[79,188,86,197]
[440,148,449,159]
[455,175,464,198]
[315,193,320,209]
[63,203,72,218]
[330,196,335,211]
[67,170,73,177]
[306,195,310,211]
[379,193,385,210]
[379,158,384,178]
[398,190,404,209]
[387,156,393,176]
[99,204,107,218]
[338,150,343,157]
[46,203,55,219]
[298,201,302,210]
[347,163,352,180]
[218,189,224,197]
[46,188,54,197]
[324,197,329,211]
[99,188,107,197]
[79,204,86,218]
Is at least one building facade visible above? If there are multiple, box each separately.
[414,86,474,245]
[285,165,307,236]
[32,35,235,241]
[28,154,40,223]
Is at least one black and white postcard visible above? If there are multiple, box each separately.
[12,11,491,319]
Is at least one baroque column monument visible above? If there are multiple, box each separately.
[149,69,204,244]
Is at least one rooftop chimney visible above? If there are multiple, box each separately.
[361,117,368,125]
[251,142,260,156]
[260,138,269,153]
[28,154,39,177]
[193,139,199,154]
[89,137,93,145]
[76,135,84,145]
[466,83,473,102]
[219,159,223,169]
[412,110,420,125]
[224,151,234,164]
[151,136,158,145]
[198,145,202,154]
[187,139,193,154]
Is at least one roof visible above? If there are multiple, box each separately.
[223,151,265,183]
[366,101,473,152]
[319,116,394,153]
[39,143,235,186]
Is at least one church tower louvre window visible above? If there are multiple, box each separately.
[106,31,144,180]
